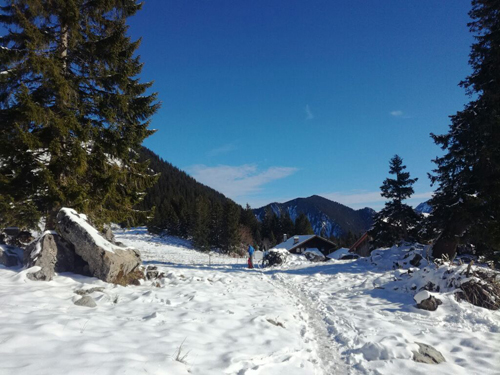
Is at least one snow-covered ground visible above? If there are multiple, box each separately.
[0,228,499,374]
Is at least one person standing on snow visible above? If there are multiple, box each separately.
[247,244,255,269]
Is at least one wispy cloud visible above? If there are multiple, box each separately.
[187,164,298,201]
[305,104,314,120]
[390,110,404,117]
[207,143,237,157]
[320,190,434,210]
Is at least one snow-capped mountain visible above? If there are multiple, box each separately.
[415,200,433,214]
[254,195,375,238]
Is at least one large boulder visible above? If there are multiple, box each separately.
[24,232,77,281]
[57,208,142,285]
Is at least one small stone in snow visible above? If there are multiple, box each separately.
[414,291,431,304]
[412,342,446,364]
[415,291,442,311]
[75,287,105,295]
[74,296,97,308]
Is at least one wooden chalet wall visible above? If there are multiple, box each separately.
[290,236,336,256]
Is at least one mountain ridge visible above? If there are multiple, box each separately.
[254,195,375,238]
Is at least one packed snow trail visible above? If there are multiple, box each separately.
[0,228,328,375]
[265,254,500,375]
[1,228,499,374]
[261,271,347,374]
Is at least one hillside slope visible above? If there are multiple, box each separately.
[137,147,236,235]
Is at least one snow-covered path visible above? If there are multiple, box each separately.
[0,229,332,375]
[267,257,500,375]
[1,228,498,375]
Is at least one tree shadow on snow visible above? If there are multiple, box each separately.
[364,287,419,314]
[264,259,375,277]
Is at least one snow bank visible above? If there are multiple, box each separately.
[327,247,350,260]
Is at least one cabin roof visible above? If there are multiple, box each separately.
[273,235,315,251]
[349,232,369,252]
[273,235,336,253]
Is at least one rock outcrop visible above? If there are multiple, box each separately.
[24,232,77,281]
[57,208,142,285]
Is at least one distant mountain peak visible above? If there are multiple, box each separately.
[254,195,374,238]
[415,200,433,214]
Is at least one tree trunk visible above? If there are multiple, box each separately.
[61,25,69,74]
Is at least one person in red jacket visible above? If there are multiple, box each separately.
[247,244,255,269]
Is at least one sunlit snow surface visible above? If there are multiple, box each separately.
[0,228,498,374]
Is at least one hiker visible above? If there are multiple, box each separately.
[247,244,255,269]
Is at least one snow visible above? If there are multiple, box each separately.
[59,208,132,254]
[0,229,499,375]
[413,290,431,304]
[327,247,351,260]
[273,235,315,251]
[303,248,323,257]
[267,245,500,374]
[415,201,433,214]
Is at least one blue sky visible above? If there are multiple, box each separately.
[128,0,474,210]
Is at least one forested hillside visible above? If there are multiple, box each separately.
[136,148,323,252]
[137,148,260,253]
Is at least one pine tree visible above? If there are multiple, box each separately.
[429,0,500,261]
[261,207,276,245]
[294,212,314,235]
[369,155,420,248]
[221,201,240,253]
[0,1,158,230]
[209,200,224,248]
[279,212,295,240]
[192,196,210,251]
[240,203,260,245]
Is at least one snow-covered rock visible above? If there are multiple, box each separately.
[263,248,289,267]
[327,247,350,260]
[57,208,142,285]
[303,248,326,262]
[414,290,443,311]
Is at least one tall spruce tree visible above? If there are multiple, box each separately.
[369,155,419,248]
[279,212,295,240]
[0,0,158,230]
[221,201,240,253]
[429,0,500,261]
[192,196,210,251]
[294,212,314,235]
